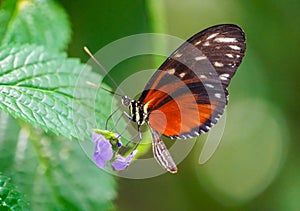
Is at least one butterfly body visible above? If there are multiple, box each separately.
[127,98,149,126]
[120,24,245,173]
[123,97,179,173]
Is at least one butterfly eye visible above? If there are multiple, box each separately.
[121,96,131,106]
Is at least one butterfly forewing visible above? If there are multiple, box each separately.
[187,24,246,86]
[139,24,246,139]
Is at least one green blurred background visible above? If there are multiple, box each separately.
[59,0,299,210]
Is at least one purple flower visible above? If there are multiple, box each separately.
[92,132,113,169]
[111,150,138,171]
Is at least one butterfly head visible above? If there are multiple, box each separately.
[121,96,131,106]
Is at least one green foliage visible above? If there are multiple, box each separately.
[0,174,29,210]
[0,115,116,210]
[0,0,70,50]
[0,0,118,210]
[0,44,108,140]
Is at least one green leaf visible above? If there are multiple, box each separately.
[0,173,29,210]
[0,0,71,50]
[0,44,110,140]
[0,113,116,210]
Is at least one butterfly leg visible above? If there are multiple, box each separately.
[127,126,142,150]
[105,104,123,130]
[113,111,143,153]
[123,111,142,141]
[137,125,142,140]
[121,119,142,150]
[122,111,132,120]
[115,112,132,139]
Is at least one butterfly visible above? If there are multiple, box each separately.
[87,24,246,173]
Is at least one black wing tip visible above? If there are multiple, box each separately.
[187,23,246,47]
[206,23,244,32]
[211,24,245,40]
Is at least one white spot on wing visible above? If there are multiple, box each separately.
[167,68,175,75]
[221,73,230,77]
[195,40,202,45]
[229,45,241,50]
[219,73,230,80]
[207,33,219,40]
[200,75,207,79]
[226,53,234,58]
[174,53,182,58]
[205,84,214,89]
[214,62,224,67]
[195,56,207,61]
[179,72,186,78]
[203,41,210,46]
[193,131,200,136]
[214,93,221,98]
[214,37,237,43]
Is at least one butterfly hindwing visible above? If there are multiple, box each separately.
[139,24,246,139]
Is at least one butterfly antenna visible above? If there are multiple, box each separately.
[86,81,122,97]
[84,46,124,95]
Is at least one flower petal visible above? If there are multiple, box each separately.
[92,132,113,169]
[111,150,138,171]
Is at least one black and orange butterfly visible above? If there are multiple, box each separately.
[88,24,246,173]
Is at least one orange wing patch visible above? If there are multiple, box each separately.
[143,75,201,110]
[148,93,215,137]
